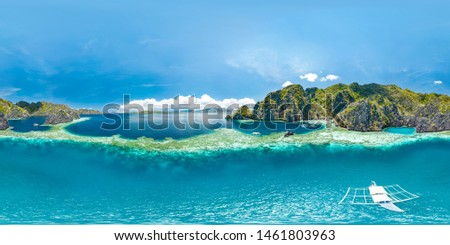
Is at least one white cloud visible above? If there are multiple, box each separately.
[326,74,339,81]
[299,73,318,82]
[121,94,256,112]
[282,81,293,88]
[320,74,340,82]
[0,87,21,97]
[434,80,443,85]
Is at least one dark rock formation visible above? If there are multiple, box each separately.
[336,100,383,132]
[232,113,244,120]
[44,110,80,125]
[406,103,450,132]
[17,101,74,116]
[15,101,43,114]
[382,104,403,127]
[0,114,8,130]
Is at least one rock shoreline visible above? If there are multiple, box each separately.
[0,99,100,130]
[233,83,450,133]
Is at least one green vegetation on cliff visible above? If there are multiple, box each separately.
[0,99,82,129]
[16,101,76,116]
[0,99,29,119]
[15,101,42,114]
[234,83,450,133]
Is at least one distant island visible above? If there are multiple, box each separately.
[231,83,450,133]
[0,99,100,130]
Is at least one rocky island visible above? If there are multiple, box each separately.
[0,115,8,130]
[232,83,450,133]
[78,108,102,115]
[0,99,100,130]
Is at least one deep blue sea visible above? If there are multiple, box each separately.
[0,116,449,224]
[9,117,50,133]
[64,114,322,139]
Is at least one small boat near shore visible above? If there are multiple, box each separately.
[284,131,294,137]
[339,181,419,212]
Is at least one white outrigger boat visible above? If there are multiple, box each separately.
[338,181,419,212]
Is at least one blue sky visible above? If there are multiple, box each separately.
[1,0,450,108]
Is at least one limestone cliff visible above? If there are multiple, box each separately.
[0,99,82,130]
[0,115,8,130]
[44,109,80,125]
[233,83,450,133]
[0,99,29,119]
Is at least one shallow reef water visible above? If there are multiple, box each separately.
[1,116,449,224]
[0,131,449,224]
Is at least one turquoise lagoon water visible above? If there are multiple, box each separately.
[0,135,449,224]
[384,127,417,135]
[232,120,324,136]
